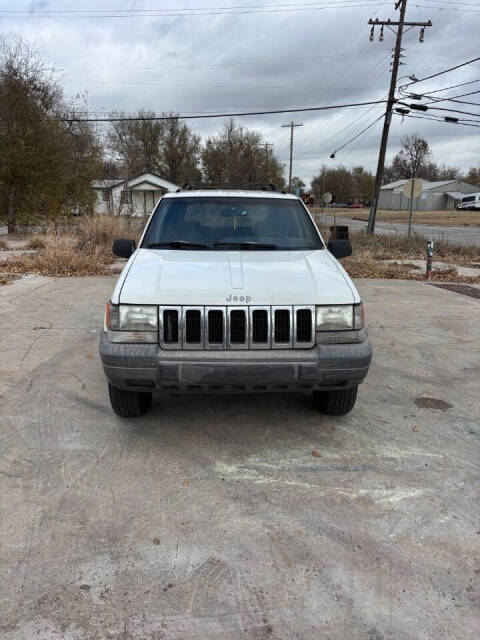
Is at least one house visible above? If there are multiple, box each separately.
[92,172,179,216]
[378,179,478,211]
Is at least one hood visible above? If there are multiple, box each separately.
[116,248,358,306]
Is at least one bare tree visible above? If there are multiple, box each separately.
[0,37,101,232]
[201,120,284,187]
[108,111,201,184]
[464,167,480,186]
[399,134,430,177]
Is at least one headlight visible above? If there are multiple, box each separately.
[316,306,353,331]
[119,305,158,331]
[105,302,158,343]
[315,303,365,331]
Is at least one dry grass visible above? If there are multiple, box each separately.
[347,229,480,265]
[338,231,480,283]
[3,233,112,277]
[75,215,144,251]
[0,272,21,286]
[26,236,46,250]
[313,206,480,227]
[0,215,146,279]
[316,223,480,262]
[340,252,475,282]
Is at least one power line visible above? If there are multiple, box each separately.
[399,102,480,119]
[70,50,379,72]
[0,0,384,12]
[394,112,480,128]
[422,1,480,6]
[295,99,386,157]
[422,90,480,107]
[63,78,390,93]
[59,99,388,122]
[419,4,480,12]
[0,3,391,19]
[425,105,480,118]
[330,112,384,157]
[415,79,480,95]
[400,56,480,89]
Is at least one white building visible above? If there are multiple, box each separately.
[92,172,179,216]
[378,179,478,211]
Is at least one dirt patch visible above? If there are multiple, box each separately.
[414,397,453,411]
[428,283,480,299]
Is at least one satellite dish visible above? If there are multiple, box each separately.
[403,178,423,199]
[322,192,333,204]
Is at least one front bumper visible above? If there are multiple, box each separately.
[99,331,372,393]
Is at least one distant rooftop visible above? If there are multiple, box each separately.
[381,178,463,191]
[91,179,124,189]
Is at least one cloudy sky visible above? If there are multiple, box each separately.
[4,0,480,185]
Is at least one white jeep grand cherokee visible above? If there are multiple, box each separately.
[100,187,372,417]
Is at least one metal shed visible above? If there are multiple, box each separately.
[378,179,478,211]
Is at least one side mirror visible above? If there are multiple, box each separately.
[328,239,352,259]
[112,238,136,259]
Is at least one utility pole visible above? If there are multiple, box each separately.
[264,142,273,180]
[321,166,326,214]
[282,121,303,192]
[366,0,431,234]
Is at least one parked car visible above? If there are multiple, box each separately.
[331,202,350,208]
[349,203,363,209]
[100,187,372,417]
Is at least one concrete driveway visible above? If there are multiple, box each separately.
[1,276,479,639]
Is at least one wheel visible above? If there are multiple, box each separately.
[312,386,358,415]
[108,383,152,417]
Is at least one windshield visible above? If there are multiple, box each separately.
[141,196,324,250]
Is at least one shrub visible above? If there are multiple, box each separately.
[75,215,145,253]
[26,236,46,250]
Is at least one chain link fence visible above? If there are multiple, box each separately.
[309,212,480,248]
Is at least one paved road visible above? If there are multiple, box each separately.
[1,275,479,639]
[311,214,480,246]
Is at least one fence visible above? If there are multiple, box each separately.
[309,211,480,248]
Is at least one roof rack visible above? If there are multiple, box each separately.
[177,182,286,193]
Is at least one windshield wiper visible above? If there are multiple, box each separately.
[147,241,209,249]
[213,241,277,249]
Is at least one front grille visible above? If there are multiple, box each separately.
[163,309,179,344]
[230,310,246,344]
[159,305,314,349]
[274,310,290,343]
[208,310,224,344]
[252,309,268,343]
[296,308,312,343]
[185,309,201,343]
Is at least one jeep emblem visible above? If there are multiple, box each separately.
[226,294,251,303]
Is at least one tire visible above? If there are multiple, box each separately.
[108,383,152,417]
[312,386,358,416]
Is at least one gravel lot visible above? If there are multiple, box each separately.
[1,275,479,639]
